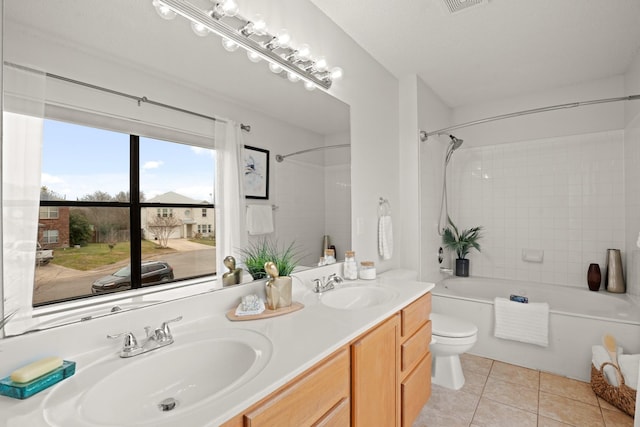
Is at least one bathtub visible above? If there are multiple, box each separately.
[432,276,640,381]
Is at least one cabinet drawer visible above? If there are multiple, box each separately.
[401,352,432,427]
[243,348,350,426]
[313,397,350,427]
[401,293,431,338]
[401,320,431,373]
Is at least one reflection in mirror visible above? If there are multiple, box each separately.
[2,0,350,336]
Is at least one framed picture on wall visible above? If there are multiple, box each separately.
[244,145,270,199]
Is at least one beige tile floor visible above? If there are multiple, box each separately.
[414,353,635,427]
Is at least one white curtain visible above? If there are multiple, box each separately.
[215,120,247,283]
[2,65,46,330]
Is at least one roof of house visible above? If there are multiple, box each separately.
[145,191,208,205]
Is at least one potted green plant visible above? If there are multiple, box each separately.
[442,217,483,277]
[239,238,301,280]
[240,239,302,310]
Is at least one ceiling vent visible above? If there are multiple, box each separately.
[442,0,488,14]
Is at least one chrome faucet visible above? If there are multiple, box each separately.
[313,273,344,293]
[108,315,182,358]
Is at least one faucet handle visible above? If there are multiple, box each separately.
[107,331,140,355]
[160,316,183,340]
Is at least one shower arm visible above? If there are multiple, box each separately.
[275,144,350,162]
[419,94,640,142]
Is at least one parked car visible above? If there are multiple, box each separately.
[36,242,54,266]
[91,261,174,294]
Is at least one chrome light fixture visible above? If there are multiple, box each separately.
[151,0,343,90]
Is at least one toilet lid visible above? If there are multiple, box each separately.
[430,313,478,338]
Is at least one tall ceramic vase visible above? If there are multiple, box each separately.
[587,263,601,291]
[605,249,626,293]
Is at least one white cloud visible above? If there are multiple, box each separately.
[191,146,215,158]
[41,173,64,184]
[142,160,164,170]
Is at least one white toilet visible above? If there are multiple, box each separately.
[430,312,478,390]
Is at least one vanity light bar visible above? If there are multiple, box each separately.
[154,0,340,90]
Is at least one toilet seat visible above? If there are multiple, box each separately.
[430,313,478,338]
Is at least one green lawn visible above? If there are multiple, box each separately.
[189,237,216,246]
[51,241,176,270]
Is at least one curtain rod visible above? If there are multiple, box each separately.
[4,61,252,131]
[419,94,640,142]
[275,143,350,162]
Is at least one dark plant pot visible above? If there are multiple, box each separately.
[455,259,469,277]
[587,263,601,291]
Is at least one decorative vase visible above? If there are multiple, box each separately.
[587,263,601,291]
[605,249,626,293]
[455,259,469,277]
[265,276,293,310]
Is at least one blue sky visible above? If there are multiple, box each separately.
[42,119,215,202]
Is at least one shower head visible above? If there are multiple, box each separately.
[449,135,463,150]
[444,134,463,165]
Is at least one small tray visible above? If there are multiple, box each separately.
[226,301,304,321]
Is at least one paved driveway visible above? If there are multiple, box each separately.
[33,239,216,305]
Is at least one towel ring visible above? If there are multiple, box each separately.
[378,197,391,217]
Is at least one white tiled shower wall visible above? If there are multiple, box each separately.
[449,130,625,288]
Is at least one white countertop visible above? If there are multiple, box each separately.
[0,267,433,427]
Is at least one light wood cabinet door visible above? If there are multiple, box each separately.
[351,314,400,427]
[401,352,432,427]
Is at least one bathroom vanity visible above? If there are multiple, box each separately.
[0,266,433,427]
[221,292,432,427]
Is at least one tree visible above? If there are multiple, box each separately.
[69,210,93,246]
[147,216,181,248]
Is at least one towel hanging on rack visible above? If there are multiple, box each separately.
[246,204,274,235]
[378,198,393,260]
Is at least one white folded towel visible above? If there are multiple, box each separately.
[619,354,640,390]
[494,297,549,347]
[246,204,274,235]
[378,215,393,260]
[592,345,623,387]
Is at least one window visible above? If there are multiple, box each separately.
[39,206,59,219]
[202,208,207,217]
[42,230,59,244]
[157,208,174,218]
[35,119,216,306]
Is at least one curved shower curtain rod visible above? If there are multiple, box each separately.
[275,144,350,162]
[419,94,640,142]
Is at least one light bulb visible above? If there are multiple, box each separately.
[330,67,343,80]
[287,72,301,82]
[152,0,177,20]
[313,56,328,72]
[269,62,283,74]
[275,29,291,49]
[220,0,239,17]
[191,21,209,37]
[295,44,312,62]
[251,15,268,36]
[304,81,316,91]
[222,38,239,52]
[247,51,262,63]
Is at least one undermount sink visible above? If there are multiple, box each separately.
[320,286,397,310]
[43,328,272,426]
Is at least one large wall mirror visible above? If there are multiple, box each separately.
[2,0,350,336]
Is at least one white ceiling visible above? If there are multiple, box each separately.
[311,0,640,108]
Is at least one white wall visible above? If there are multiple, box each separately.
[415,78,452,281]
[452,76,626,147]
[624,51,640,296]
